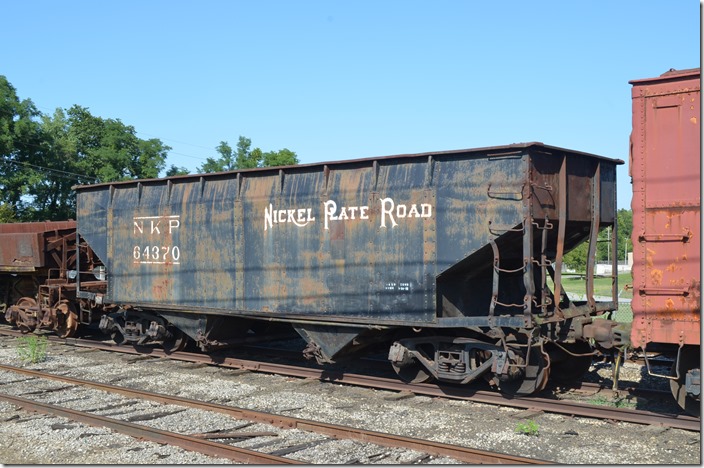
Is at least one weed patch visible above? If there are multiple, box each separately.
[515,419,539,436]
[17,335,48,364]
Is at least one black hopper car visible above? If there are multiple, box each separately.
[3,143,629,396]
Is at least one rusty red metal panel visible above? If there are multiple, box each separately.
[0,221,77,271]
[0,221,76,234]
[629,68,701,347]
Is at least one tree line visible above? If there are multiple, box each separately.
[0,75,298,222]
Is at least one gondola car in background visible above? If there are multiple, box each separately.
[1,221,108,337]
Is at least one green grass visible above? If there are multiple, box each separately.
[588,394,636,409]
[515,420,540,436]
[549,273,634,323]
[17,335,48,364]
[552,273,632,299]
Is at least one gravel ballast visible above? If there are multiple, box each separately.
[0,336,699,464]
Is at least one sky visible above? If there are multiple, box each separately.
[1,1,700,209]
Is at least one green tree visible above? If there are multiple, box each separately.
[199,140,237,173]
[0,75,44,217]
[67,105,170,183]
[596,227,612,264]
[135,137,171,179]
[234,137,262,169]
[25,108,82,220]
[263,148,298,167]
[0,202,15,222]
[1,75,172,221]
[561,209,633,271]
[198,136,298,173]
[595,209,633,264]
[165,164,190,176]
[14,105,172,221]
[615,209,633,263]
[563,242,588,272]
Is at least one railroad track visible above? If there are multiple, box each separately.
[0,363,545,464]
[67,337,701,432]
[237,343,677,400]
[2,327,699,432]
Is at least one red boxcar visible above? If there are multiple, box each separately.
[629,68,700,414]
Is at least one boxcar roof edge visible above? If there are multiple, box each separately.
[629,67,701,85]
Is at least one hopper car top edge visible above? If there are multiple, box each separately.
[71,142,624,191]
[0,220,76,234]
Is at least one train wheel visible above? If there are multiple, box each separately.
[4,301,18,326]
[392,357,433,384]
[670,346,700,417]
[111,330,126,345]
[14,297,38,334]
[55,301,79,339]
[163,328,188,354]
[498,346,550,396]
[547,340,594,385]
[110,316,127,345]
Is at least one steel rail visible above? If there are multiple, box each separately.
[0,392,300,464]
[420,384,700,432]
[1,329,698,431]
[220,342,676,399]
[58,338,700,432]
[223,343,675,399]
[0,364,545,464]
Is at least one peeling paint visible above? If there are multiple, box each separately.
[629,68,700,347]
[650,269,663,286]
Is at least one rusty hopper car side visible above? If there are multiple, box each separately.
[0,221,75,272]
[629,68,701,414]
[75,142,625,395]
[1,220,107,337]
[0,221,77,312]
